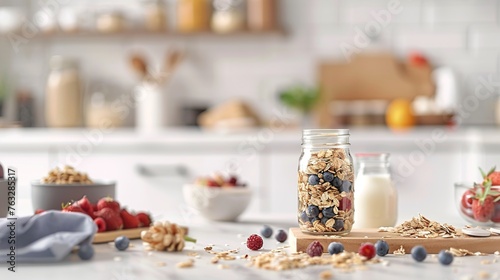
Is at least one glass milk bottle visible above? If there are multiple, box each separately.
[297,129,355,235]
[353,153,397,228]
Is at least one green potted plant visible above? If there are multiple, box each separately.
[278,85,319,127]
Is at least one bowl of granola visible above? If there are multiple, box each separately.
[31,166,116,211]
[183,173,252,221]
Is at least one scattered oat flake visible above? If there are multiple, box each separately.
[237,234,243,238]
[481,260,492,265]
[319,270,333,280]
[204,246,213,251]
[475,252,487,256]
[495,251,500,255]
[478,271,490,279]
[381,260,390,266]
[218,264,229,270]
[449,247,474,257]
[187,252,199,257]
[156,261,166,267]
[393,246,405,255]
[176,259,194,268]
[113,257,122,262]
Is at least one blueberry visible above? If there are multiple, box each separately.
[374,240,389,256]
[340,180,352,193]
[300,211,308,222]
[308,174,320,185]
[332,177,342,188]
[260,225,273,238]
[78,243,94,260]
[321,216,329,225]
[333,219,344,231]
[275,229,288,243]
[411,245,427,262]
[438,250,454,265]
[322,207,335,218]
[323,172,334,182]
[306,205,320,218]
[115,236,130,251]
[327,242,344,255]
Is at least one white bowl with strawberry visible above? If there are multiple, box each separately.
[183,173,252,221]
[455,167,500,226]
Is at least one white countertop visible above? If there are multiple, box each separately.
[1,216,498,280]
[0,126,499,152]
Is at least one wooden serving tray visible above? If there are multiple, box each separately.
[289,228,500,254]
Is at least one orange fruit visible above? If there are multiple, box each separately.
[385,99,415,129]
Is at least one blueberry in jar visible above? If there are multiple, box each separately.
[321,216,329,225]
[340,180,352,193]
[306,205,319,218]
[333,219,344,231]
[300,211,308,222]
[332,177,342,188]
[322,207,335,218]
[323,172,334,182]
[308,174,320,185]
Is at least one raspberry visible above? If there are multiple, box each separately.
[246,234,263,251]
[358,242,376,260]
[306,241,324,257]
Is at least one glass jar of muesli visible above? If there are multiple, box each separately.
[297,129,355,235]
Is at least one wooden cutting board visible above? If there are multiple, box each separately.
[92,226,189,244]
[93,227,149,244]
[289,228,500,254]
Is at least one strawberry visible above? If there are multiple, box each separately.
[94,208,123,231]
[94,217,107,232]
[62,202,87,214]
[136,212,152,227]
[461,189,476,210]
[472,196,495,222]
[76,196,95,218]
[120,209,140,229]
[488,171,500,186]
[97,197,120,213]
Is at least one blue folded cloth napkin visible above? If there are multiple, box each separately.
[0,211,96,262]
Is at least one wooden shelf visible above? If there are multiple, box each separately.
[29,28,287,40]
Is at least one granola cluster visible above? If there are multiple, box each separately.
[42,165,93,184]
[298,148,355,234]
[378,214,460,238]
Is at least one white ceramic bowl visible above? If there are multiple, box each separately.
[182,184,252,221]
[31,181,116,211]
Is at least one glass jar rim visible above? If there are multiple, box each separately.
[302,129,349,137]
[355,153,390,162]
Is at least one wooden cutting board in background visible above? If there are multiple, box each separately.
[315,53,436,128]
[289,228,500,254]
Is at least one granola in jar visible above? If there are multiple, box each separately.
[297,129,354,235]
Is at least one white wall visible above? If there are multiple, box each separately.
[2,0,500,126]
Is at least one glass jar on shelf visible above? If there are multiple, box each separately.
[144,0,167,31]
[85,83,123,128]
[211,0,244,33]
[45,56,83,127]
[353,153,398,229]
[297,129,355,235]
[177,0,210,33]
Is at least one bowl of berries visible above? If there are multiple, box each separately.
[183,173,252,221]
[455,166,500,226]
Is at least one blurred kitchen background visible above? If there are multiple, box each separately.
[0,0,499,129]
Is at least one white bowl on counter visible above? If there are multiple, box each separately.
[182,184,252,222]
